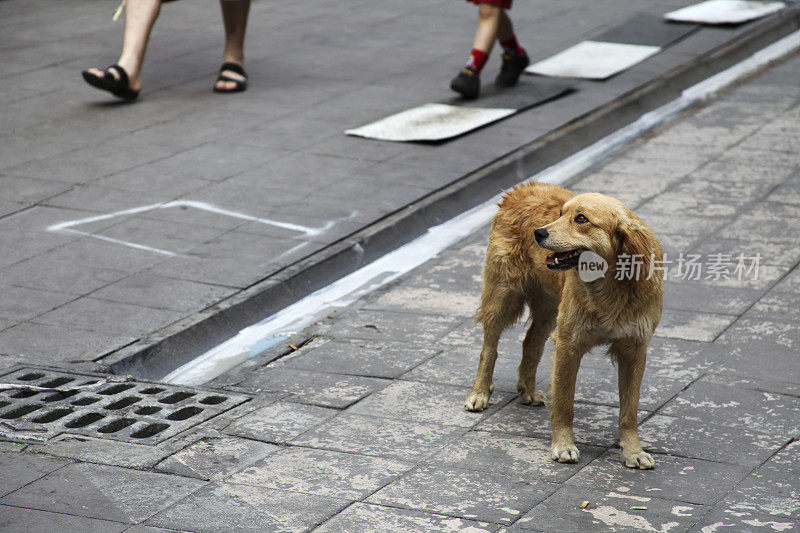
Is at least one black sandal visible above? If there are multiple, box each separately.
[81,64,139,101]
[213,62,248,93]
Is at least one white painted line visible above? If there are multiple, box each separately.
[665,0,785,25]
[346,103,516,142]
[47,200,346,256]
[163,28,800,386]
[526,41,661,80]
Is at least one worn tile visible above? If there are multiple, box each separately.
[226,447,411,499]
[315,502,500,532]
[688,507,800,533]
[477,400,650,448]
[147,481,349,533]
[367,464,559,525]
[0,462,206,523]
[348,380,513,427]
[31,297,184,337]
[156,436,279,481]
[280,338,439,379]
[223,401,338,443]
[90,272,237,313]
[401,346,527,394]
[0,452,69,498]
[1,257,130,295]
[660,375,800,436]
[234,368,390,409]
[363,284,480,317]
[638,415,788,467]
[292,412,465,462]
[0,285,75,322]
[713,441,800,521]
[515,486,709,532]
[428,430,604,482]
[324,309,463,343]
[567,449,751,505]
[0,322,137,362]
[654,309,737,342]
[0,505,129,533]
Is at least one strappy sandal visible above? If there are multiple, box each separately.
[213,62,248,93]
[81,64,139,101]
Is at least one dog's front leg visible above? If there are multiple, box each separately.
[549,335,588,463]
[465,327,501,412]
[612,339,655,469]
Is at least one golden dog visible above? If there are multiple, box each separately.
[465,182,663,469]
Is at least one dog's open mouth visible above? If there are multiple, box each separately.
[545,249,582,271]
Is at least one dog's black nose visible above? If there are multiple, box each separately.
[534,228,549,242]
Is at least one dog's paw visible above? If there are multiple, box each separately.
[518,387,546,406]
[551,443,580,463]
[464,389,492,412]
[623,450,655,469]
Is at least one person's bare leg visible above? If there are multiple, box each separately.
[87,0,162,92]
[473,3,501,54]
[215,0,251,91]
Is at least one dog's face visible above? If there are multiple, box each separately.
[534,193,630,271]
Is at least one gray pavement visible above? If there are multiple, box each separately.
[2,0,798,376]
[1,37,799,531]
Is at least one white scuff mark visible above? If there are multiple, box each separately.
[585,505,680,532]
[607,491,652,502]
[672,506,694,517]
[700,522,725,533]
[162,27,800,386]
[742,518,795,531]
[47,200,349,256]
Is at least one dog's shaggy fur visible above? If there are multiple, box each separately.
[465,182,663,469]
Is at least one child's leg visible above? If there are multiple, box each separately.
[495,8,529,86]
[472,3,502,61]
[451,2,501,98]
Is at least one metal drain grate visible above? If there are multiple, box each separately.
[0,367,249,445]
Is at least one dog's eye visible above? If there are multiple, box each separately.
[559,210,563,217]
[575,214,588,224]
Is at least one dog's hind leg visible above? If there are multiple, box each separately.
[611,338,655,469]
[465,283,524,412]
[518,296,558,406]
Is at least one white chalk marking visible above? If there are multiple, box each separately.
[163,28,800,386]
[47,200,344,256]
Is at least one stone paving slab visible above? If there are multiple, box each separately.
[223,400,338,444]
[291,412,466,463]
[146,482,350,533]
[0,461,206,524]
[0,505,130,533]
[2,5,800,532]
[225,447,412,500]
[314,502,500,533]
[366,464,560,525]
[515,486,710,532]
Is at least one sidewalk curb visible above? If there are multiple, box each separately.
[105,8,800,380]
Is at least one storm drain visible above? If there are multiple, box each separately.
[0,367,249,445]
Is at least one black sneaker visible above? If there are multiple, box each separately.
[450,67,480,99]
[495,50,530,87]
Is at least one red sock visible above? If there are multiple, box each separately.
[500,34,525,56]
[465,48,489,74]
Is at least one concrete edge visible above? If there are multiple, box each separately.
[104,8,800,380]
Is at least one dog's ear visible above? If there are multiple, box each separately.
[615,219,653,259]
